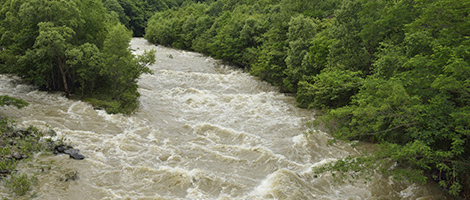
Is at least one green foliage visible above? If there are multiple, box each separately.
[0,116,15,134]
[100,23,155,113]
[296,70,363,109]
[104,0,131,27]
[0,114,61,197]
[283,15,318,92]
[312,155,379,183]
[20,21,76,94]
[4,172,37,196]
[0,0,156,114]
[146,10,183,46]
[146,0,470,197]
[103,0,183,37]
[313,0,470,197]
[0,96,29,109]
[326,78,418,142]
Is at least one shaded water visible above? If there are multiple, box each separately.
[0,38,448,199]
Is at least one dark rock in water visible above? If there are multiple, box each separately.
[69,153,85,160]
[64,149,79,155]
[54,145,85,160]
[54,144,73,154]
[64,149,85,160]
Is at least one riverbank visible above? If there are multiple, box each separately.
[0,119,53,196]
[0,39,451,199]
[0,113,84,197]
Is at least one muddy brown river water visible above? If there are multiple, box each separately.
[0,38,448,199]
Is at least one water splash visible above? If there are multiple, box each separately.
[0,38,449,199]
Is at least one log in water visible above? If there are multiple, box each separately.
[0,38,448,199]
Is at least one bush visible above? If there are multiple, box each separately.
[5,173,37,196]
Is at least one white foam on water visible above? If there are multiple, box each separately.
[292,134,308,146]
[0,39,451,200]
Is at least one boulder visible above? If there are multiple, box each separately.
[69,153,85,160]
[54,145,73,154]
[54,145,85,160]
[64,149,85,160]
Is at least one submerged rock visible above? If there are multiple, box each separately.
[69,153,85,160]
[59,170,79,182]
[54,145,85,160]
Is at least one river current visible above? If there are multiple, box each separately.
[0,38,448,199]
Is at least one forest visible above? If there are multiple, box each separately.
[0,0,167,114]
[144,0,470,197]
[0,0,469,198]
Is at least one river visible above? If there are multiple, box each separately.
[0,38,448,199]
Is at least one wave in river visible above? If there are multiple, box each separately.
[0,38,448,199]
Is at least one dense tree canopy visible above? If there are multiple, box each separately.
[0,0,156,113]
[0,0,468,197]
[103,0,188,36]
[145,0,470,197]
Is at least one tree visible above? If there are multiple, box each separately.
[314,0,470,197]
[101,24,155,113]
[283,15,317,92]
[143,0,470,197]
[0,0,154,114]
[65,43,103,96]
[249,4,290,88]
[21,22,75,96]
[296,69,363,109]
[104,0,131,28]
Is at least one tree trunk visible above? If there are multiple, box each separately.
[57,57,69,97]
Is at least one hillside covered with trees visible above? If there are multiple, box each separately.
[0,0,469,198]
[145,0,470,197]
[103,0,187,36]
[0,0,159,114]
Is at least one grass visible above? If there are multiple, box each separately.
[4,172,37,196]
[0,118,61,197]
[70,90,139,115]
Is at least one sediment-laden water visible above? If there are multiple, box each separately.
[0,38,448,199]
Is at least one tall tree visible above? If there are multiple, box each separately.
[25,22,75,96]
[101,23,155,112]
[283,15,317,92]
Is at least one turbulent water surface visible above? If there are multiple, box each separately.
[0,38,448,199]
